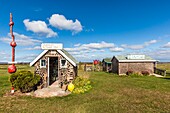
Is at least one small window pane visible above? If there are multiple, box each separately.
[61,59,67,68]
[41,60,46,67]
[61,60,66,66]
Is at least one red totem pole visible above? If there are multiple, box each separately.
[8,13,17,73]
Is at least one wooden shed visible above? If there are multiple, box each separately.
[111,55,157,75]
[30,43,78,88]
[102,58,112,72]
[83,62,93,71]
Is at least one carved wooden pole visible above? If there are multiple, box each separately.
[8,13,17,73]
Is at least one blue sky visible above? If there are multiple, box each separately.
[1,0,170,62]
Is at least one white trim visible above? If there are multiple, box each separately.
[119,60,157,62]
[8,61,18,64]
[48,57,49,86]
[30,49,77,67]
[57,50,76,67]
[30,50,48,66]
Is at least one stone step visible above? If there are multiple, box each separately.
[34,87,70,97]
[50,80,60,88]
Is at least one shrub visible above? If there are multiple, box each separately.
[72,76,92,94]
[9,70,41,93]
[126,70,133,75]
[141,70,150,76]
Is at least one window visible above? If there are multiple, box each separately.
[60,59,67,68]
[40,59,46,68]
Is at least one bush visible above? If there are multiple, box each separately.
[9,70,41,93]
[72,76,92,94]
[141,70,150,76]
[126,70,133,75]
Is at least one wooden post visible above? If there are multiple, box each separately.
[164,70,166,77]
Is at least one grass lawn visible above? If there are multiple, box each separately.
[0,64,34,96]
[0,65,170,112]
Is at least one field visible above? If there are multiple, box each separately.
[157,63,170,76]
[0,64,170,112]
[0,64,34,96]
[157,63,170,72]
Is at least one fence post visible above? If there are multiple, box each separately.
[164,70,166,77]
[154,67,156,73]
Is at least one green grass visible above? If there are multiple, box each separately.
[0,64,34,96]
[0,64,34,75]
[157,63,170,76]
[0,65,170,112]
[157,63,170,71]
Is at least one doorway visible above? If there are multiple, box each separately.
[49,57,58,85]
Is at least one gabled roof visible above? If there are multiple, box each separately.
[30,50,48,66]
[102,58,112,63]
[60,49,78,64]
[57,49,78,66]
[30,49,78,67]
[112,55,157,62]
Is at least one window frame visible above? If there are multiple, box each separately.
[60,59,67,68]
[40,59,46,68]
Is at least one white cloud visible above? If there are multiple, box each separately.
[0,51,10,62]
[142,49,170,61]
[65,40,166,62]
[16,54,38,62]
[24,46,41,50]
[23,19,57,38]
[64,47,81,52]
[110,47,124,52]
[91,54,96,57]
[73,52,115,62]
[158,34,170,40]
[68,51,81,55]
[65,41,115,52]
[121,44,144,50]
[162,42,170,48]
[74,43,81,47]
[120,48,170,62]
[65,41,124,62]
[121,40,158,50]
[0,32,42,46]
[100,49,105,52]
[144,40,158,46]
[49,14,83,34]
[82,41,114,49]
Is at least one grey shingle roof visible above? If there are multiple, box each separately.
[61,49,78,64]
